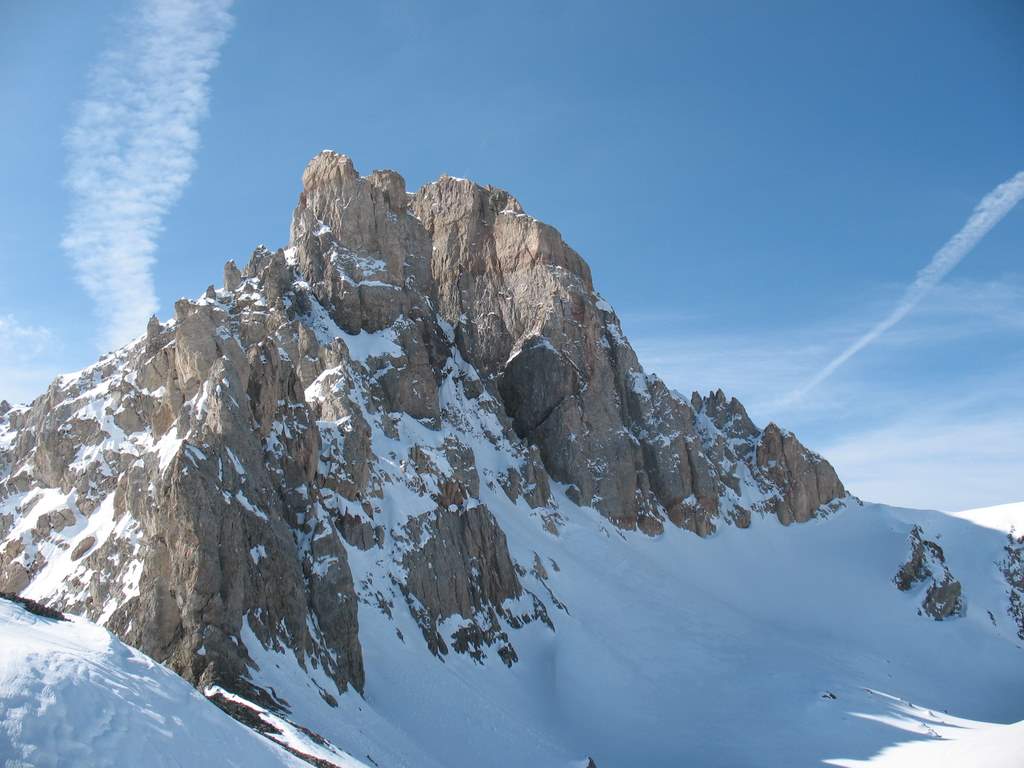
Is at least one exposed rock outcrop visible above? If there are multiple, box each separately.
[756,421,846,525]
[895,525,964,620]
[1002,530,1024,639]
[411,165,845,534]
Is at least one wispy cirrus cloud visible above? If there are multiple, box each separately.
[0,315,53,358]
[819,394,1024,512]
[62,0,234,352]
[625,275,1024,511]
[784,171,1024,405]
[629,278,1024,411]
[624,275,1024,419]
[628,328,830,421]
[0,315,59,405]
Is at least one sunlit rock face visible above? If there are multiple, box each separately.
[0,151,847,711]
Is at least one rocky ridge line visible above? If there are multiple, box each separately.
[0,151,848,711]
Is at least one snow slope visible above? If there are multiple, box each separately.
[3,502,1020,767]
[210,496,1024,767]
[832,703,1024,767]
[951,501,1024,534]
[0,598,366,767]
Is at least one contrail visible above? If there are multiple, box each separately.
[62,0,234,351]
[785,170,1024,404]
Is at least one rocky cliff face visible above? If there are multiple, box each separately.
[894,525,964,620]
[1002,531,1024,638]
[0,152,848,715]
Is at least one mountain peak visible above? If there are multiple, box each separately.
[0,150,865,766]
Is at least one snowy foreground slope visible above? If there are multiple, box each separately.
[825,503,1024,768]
[2,502,1022,767]
[0,598,368,767]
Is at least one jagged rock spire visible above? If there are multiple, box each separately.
[0,150,847,716]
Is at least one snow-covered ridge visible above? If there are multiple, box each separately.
[0,597,331,767]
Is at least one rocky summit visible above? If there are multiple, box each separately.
[2,153,1021,768]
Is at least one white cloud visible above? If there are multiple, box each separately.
[0,315,53,358]
[625,276,1024,511]
[0,315,59,405]
[784,171,1024,404]
[820,405,1024,512]
[915,276,1024,332]
[62,0,234,352]
[628,330,831,423]
[627,275,1024,412]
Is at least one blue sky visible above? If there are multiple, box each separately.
[1,1,1021,510]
